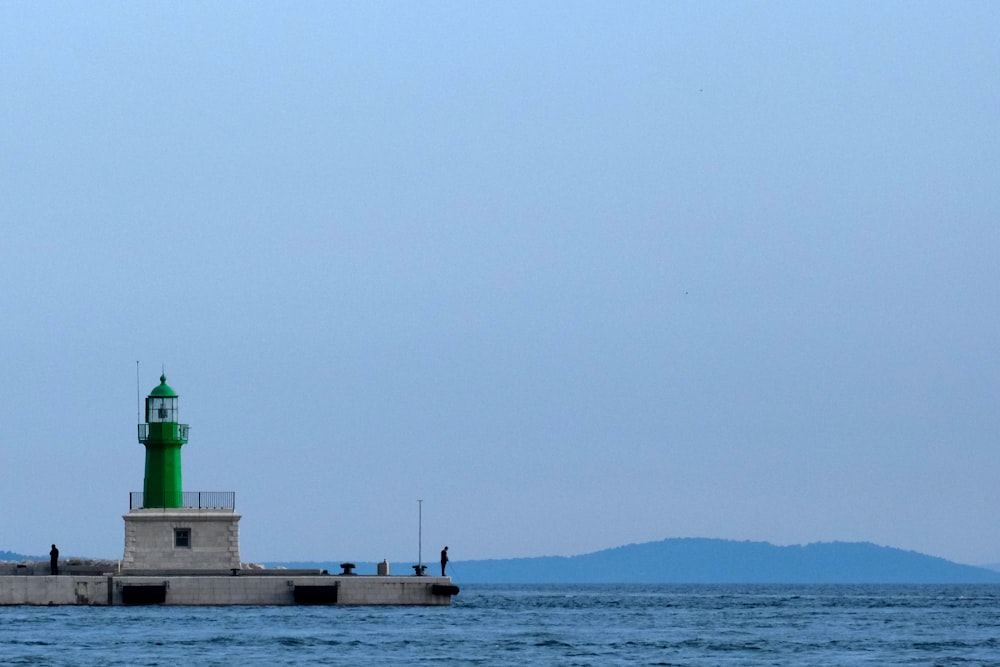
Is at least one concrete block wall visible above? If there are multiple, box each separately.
[0,576,110,605]
[122,509,241,571]
[1,574,455,606]
[113,575,295,605]
[337,576,452,605]
[111,575,453,605]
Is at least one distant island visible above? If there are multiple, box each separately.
[6,539,1000,584]
[265,538,1000,584]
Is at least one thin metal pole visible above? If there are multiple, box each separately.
[136,361,141,425]
[418,499,423,568]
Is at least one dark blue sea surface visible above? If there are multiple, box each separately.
[1,584,999,665]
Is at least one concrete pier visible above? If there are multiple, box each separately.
[0,571,457,606]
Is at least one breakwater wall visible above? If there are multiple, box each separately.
[0,572,456,606]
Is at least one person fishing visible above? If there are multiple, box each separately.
[440,546,449,576]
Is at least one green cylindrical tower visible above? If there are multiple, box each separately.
[137,374,189,508]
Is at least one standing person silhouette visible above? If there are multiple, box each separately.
[440,546,449,576]
[49,544,59,575]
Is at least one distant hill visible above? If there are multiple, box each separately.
[267,538,1000,584]
[7,539,998,583]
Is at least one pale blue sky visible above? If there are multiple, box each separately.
[2,1,998,566]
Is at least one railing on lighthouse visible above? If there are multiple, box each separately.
[129,491,236,511]
[138,423,190,443]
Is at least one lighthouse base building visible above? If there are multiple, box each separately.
[0,374,457,606]
[121,508,242,572]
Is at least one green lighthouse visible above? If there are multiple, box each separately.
[137,374,189,508]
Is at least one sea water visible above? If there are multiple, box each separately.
[1,584,998,665]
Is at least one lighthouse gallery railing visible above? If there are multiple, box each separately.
[137,423,190,442]
[129,491,235,510]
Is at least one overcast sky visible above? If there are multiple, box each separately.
[2,1,998,567]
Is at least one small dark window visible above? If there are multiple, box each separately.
[175,528,191,548]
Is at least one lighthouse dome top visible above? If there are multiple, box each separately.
[149,374,178,398]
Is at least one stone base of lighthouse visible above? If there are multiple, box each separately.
[122,509,241,571]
